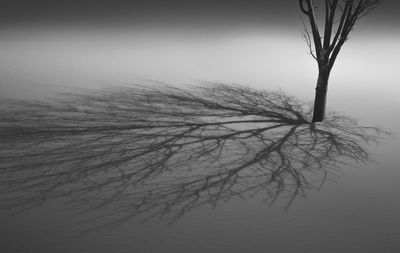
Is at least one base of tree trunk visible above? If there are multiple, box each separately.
[312,86,327,123]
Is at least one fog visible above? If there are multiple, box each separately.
[1,6,400,253]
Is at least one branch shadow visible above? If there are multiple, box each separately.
[0,83,387,229]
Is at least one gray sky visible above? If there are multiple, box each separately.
[1,1,398,30]
[1,0,399,108]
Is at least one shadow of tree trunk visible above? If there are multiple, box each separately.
[0,83,386,228]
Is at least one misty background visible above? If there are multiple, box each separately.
[1,1,399,124]
[1,1,400,252]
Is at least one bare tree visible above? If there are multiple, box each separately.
[0,84,384,228]
[299,0,381,122]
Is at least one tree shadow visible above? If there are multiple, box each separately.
[0,83,386,228]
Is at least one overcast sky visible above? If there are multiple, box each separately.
[1,1,398,30]
[1,0,399,113]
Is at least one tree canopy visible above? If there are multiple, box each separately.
[299,0,381,68]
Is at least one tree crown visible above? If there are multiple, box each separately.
[299,0,381,69]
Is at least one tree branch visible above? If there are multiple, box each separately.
[303,0,323,59]
[301,19,317,60]
[323,0,338,49]
[298,0,311,14]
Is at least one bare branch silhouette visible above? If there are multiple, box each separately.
[0,83,385,227]
[299,0,381,122]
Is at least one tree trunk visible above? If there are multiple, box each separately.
[312,70,330,122]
